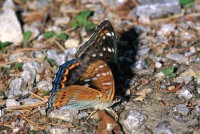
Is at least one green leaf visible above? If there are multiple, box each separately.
[162,66,175,76]
[0,41,12,51]
[22,0,29,3]
[43,31,55,39]
[71,22,79,29]
[23,31,32,45]
[15,63,23,70]
[75,15,85,25]
[0,91,5,99]
[72,10,94,29]
[3,67,11,73]
[84,21,95,30]
[46,58,55,64]
[79,10,93,19]
[180,0,194,8]
[168,73,176,78]
[57,33,68,40]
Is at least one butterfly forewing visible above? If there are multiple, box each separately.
[76,20,117,67]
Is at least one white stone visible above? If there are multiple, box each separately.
[155,62,162,68]
[0,9,23,45]
[64,39,79,49]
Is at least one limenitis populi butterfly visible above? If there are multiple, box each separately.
[47,20,117,112]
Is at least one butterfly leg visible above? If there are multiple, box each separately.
[105,108,119,121]
[85,110,98,121]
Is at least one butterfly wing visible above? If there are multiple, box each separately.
[48,20,117,112]
[51,85,108,110]
[76,20,118,68]
[50,59,83,93]
[78,60,115,101]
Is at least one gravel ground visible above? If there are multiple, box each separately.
[0,0,200,134]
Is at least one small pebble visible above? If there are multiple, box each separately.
[175,104,189,116]
[48,108,78,122]
[64,39,79,49]
[120,110,146,133]
[155,62,162,68]
[21,68,36,83]
[176,87,193,100]
[190,46,196,53]
[195,105,200,116]
[6,99,20,107]
[197,88,200,94]
[184,76,193,84]
[36,81,52,91]
[154,121,173,134]
[166,53,189,65]
[167,86,175,91]
[8,78,24,97]
[132,58,147,69]
[157,24,175,35]
[48,126,69,134]
[176,77,184,83]
[54,17,70,26]
[23,61,44,73]
[9,52,25,62]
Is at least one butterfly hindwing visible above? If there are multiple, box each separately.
[78,60,115,101]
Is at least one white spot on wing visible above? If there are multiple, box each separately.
[106,32,112,37]
[103,47,106,51]
[99,52,103,56]
[101,72,107,76]
[107,47,112,52]
[102,82,112,86]
[103,36,106,39]
[98,65,104,68]
[96,74,101,77]
[84,79,91,82]
[112,48,115,52]
[111,32,114,36]
[92,53,96,57]
[92,77,98,80]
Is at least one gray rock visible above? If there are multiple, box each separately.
[9,52,25,62]
[120,110,147,133]
[166,53,189,64]
[176,87,193,100]
[36,81,52,91]
[134,0,181,18]
[154,121,173,134]
[8,78,25,97]
[175,104,189,116]
[23,61,44,73]
[48,126,69,134]
[6,98,20,107]
[21,68,36,83]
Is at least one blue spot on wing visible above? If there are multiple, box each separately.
[51,59,76,93]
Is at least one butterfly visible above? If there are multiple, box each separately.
[47,20,117,112]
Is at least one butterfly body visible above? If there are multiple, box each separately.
[47,20,117,112]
